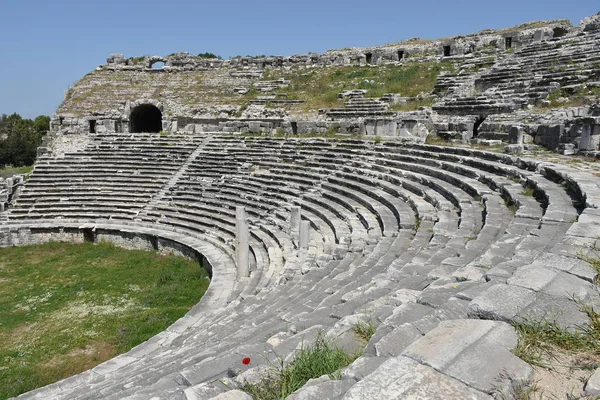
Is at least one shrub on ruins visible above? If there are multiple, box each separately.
[0,113,48,168]
[197,52,221,59]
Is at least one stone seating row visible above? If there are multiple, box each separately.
[13,134,598,400]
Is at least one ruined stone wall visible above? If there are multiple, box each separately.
[103,20,572,71]
[46,13,600,154]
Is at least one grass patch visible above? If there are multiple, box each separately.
[521,187,536,197]
[504,197,518,215]
[0,165,33,179]
[513,305,600,369]
[353,320,376,343]
[579,249,600,279]
[240,332,356,400]
[537,86,600,109]
[252,62,455,111]
[0,241,210,399]
[424,134,449,145]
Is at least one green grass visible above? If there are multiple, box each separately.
[504,197,518,215]
[513,304,600,368]
[353,320,376,343]
[251,62,455,111]
[240,332,357,400]
[0,165,34,179]
[579,248,600,280]
[537,86,600,109]
[0,242,210,399]
[521,187,536,197]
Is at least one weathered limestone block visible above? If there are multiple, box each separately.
[343,356,492,399]
[581,13,600,32]
[579,123,600,151]
[364,119,397,137]
[401,320,532,394]
[208,390,253,400]
[535,124,564,150]
[290,379,355,400]
[468,284,590,331]
[584,368,600,396]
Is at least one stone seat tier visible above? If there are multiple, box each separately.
[55,235,409,399]
[213,169,379,246]
[172,182,342,253]
[12,135,600,400]
[388,144,579,222]
[145,206,286,295]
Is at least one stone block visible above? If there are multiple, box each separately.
[402,320,532,393]
[342,356,388,381]
[468,284,537,322]
[292,379,355,400]
[579,124,600,151]
[208,390,253,400]
[342,356,492,399]
[375,323,423,356]
[508,125,523,144]
[584,368,600,396]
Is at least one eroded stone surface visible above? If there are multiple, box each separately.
[402,320,531,393]
[343,357,492,400]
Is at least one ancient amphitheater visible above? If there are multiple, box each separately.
[5,11,600,400]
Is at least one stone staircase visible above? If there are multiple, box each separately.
[432,30,600,116]
[327,93,394,119]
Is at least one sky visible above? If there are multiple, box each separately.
[0,0,598,119]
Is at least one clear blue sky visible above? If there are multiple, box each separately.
[0,0,597,119]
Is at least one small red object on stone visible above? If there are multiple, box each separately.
[242,357,251,365]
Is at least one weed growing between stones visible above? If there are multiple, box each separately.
[512,305,600,368]
[504,196,518,215]
[239,332,356,400]
[0,165,33,179]
[579,250,600,279]
[353,320,376,343]
[494,374,543,400]
[521,187,536,197]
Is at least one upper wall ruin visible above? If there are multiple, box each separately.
[102,19,573,72]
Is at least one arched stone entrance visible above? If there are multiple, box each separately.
[130,104,162,133]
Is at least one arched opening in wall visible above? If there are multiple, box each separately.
[365,53,373,64]
[130,104,162,133]
[505,37,513,49]
[397,50,405,60]
[443,46,451,57]
[473,115,487,138]
[553,27,568,38]
[151,61,165,70]
[89,120,96,134]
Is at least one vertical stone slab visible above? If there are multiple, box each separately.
[299,220,310,249]
[580,124,600,151]
[364,120,376,136]
[290,206,301,239]
[6,178,13,195]
[236,206,250,278]
[508,126,523,145]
